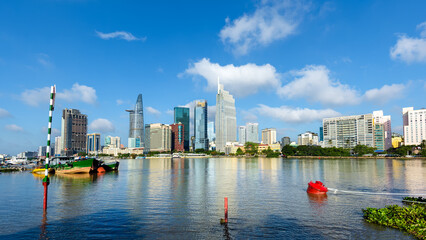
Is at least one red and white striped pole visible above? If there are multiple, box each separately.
[42,85,55,212]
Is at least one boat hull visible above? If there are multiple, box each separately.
[307,181,328,194]
[52,158,100,174]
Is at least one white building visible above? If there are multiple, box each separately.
[297,131,319,146]
[261,128,276,145]
[373,110,392,150]
[55,136,62,156]
[147,123,171,152]
[323,114,374,148]
[215,80,237,152]
[238,126,246,145]
[403,107,426,145]
[246,123,259,143]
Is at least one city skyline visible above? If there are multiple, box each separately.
[1,1,426,155]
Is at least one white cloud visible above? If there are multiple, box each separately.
[390,22,426,63]
[219,0,309,55]
[0,108,12,118]
[116,99,124,106]
[254,104,341,123]
[5,124,24,132]
[278,65,361,106]
[241,109,258,123]
[146,106,161,116]
[37,53,53,68]
[89,118,115,133]
[41,127,60,137]
[21,83,97,107]
[166,109,174,115]
[95,31,146,41]
[363,84,406,105]
[184,58,280,97]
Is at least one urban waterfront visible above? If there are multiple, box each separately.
[1,158,425,239]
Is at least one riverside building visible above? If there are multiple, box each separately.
[86,133,101,154]
[403,107,426,145]
[373,110,392,150]
[246,123,259,143]
[298,131,319,146]
[171,123,184,152]
[194,100,209,151]
[262,128,276,145]
[238,126,246,145]
[174,107,190,151]
[61,108,88,155]
[215,81,237,152]
[126,94,144,148]
[145,123,171,152]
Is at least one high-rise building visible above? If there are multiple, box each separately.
[246,123,259,143]
[207,121,215,143]
[373,124,385,151]
[146,123,171,152]
[126,94,144,148]
[38,146,47,157]
[54,136,62,156]
[238,126,246,145]
[297,131,319,146]
[144,124,151,152]
[61,108,88,155]
[319,127,324,142]
[174,107,190,151]
[373,110,392,150]
[105,136,111,146]
[403,107,426,145]
[262,128,276,145]
[215,81,236,152]
[171,123,184,152]
[194,100,209,150]
[86,133,101,153]
[281,137,291,146]
[323,114,374,148]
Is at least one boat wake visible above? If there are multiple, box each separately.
[327,188,426,196]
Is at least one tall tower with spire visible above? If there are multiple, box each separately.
[215,78,237,152]
[126,94,144,148]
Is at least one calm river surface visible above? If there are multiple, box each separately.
[1,158,425,239]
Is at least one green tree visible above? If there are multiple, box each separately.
[236,148,244,156]
[281,145,296,156]
[353,145,375,156]
[244,142,259,155]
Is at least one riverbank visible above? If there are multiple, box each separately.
[290,156,426,160]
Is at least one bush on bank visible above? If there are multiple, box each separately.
[362,204,426,239]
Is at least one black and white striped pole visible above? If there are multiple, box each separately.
[43,85,55,211]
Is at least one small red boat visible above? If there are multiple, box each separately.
[307,181,328,194]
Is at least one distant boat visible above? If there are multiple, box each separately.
[172,153,183,159]
[135,156,145,159]
[6,157,29,165]
[49,158,119,174]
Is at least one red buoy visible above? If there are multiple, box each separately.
[307,181,328,194]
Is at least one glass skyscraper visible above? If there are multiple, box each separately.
[174,107,190,151]
[207,121,215,143]
[215,81,236,152]
[126,94,144,148]
[194,100,208,150]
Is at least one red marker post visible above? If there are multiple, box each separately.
[220,197,229,224]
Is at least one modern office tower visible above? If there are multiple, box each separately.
[323,114,374,148]
[238,126,247,145]
[110,136,121,148]
[297,131,319,146]
[403,107,426,145]
[174,107,190,151]
[86,133,101,153]
[281,137,291,146]
[373,110,392,150]
[319,127,324,142]
[144,124,151,152]
[207,121,215,142]
[146,123,171,152]
[38,146,47,157]
[246,123,259,143]
[126,94,144,148]
[105,136,111,146]
[215,81,237,152]
[61,108,88,155]
[374,124,385,151]
[171,123,184,152]
[54,136,62,156]
[262,128,277,145]
[194,100,209,151]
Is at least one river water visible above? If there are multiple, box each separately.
[1,158,425,239]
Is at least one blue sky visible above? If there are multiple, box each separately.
[1,0,425,155]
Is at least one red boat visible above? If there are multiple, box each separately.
[307,181,328,194]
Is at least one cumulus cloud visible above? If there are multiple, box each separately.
[5,124,24,132]
[278,65,361,106]
[95,31,146,41]
[0,108,12,118]
[390,22,426,63]
[219,0,309,55]
[184,58,280,97]
[363,84,406,105]
[21,83,97,107]
[146,106,161,116]
[254,104,341,123]
[89,119,115,133]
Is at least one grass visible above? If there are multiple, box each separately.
[362,204,426,239]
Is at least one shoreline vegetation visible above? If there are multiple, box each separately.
[363,199,426,239]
